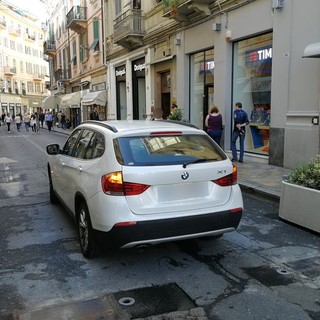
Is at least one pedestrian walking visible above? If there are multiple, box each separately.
[15,113,22,132]
[60,112,66,129]
[231,102,249,163]
[45,111,53,132]
[4,112,12,133]
[39,111,45,128]
[23,113,31,131]
[205,105,224,147]
[35,112,40,134]
[30,114,37,134]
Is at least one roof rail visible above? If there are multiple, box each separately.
[158,120,200,130]
[82,120,118,133]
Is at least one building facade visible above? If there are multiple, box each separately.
[0,0,49,117]
[43,0,107,128]
[45,0,320,169]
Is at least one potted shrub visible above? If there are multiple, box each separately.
[279,155,320,233]
[167,107,183,121]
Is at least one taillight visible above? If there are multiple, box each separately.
[101,172,150,196]
[213,164,238,186]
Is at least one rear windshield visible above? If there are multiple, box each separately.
[114,134,226,166]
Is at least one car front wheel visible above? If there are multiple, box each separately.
[77,202,99,258]
[48,167,58,204]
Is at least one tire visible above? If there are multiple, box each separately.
[77,202,99,258]
[48,168,58,204]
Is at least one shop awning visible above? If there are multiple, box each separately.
[81,90,107,106]
[303,42,320,58]
[61,92,81,109]
[42,95,61,110]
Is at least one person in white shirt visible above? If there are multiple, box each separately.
[4,113,12,133]
[15,113,22,132]
[45,111,53,132]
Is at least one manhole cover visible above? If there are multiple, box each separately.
[113,283,195,319]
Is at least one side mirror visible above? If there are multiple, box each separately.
[46,144,60,155]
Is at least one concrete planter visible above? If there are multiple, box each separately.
[279,180,320,233]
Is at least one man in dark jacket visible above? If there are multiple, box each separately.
[90,107,99,120]
[231,102,249,163]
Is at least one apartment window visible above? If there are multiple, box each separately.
[72,40,77,66]
[115,0,122,16]
[32,49,39,57]
[20,61,24,73]
[25,46,31,55]
[26,62,32,74]
[35,82,41,93]
[3,37,8,47]
[79,32,88,62]
[33,64,40,74]
[89,20,99,52]
[10,40,15,50]
[27,81,33,93]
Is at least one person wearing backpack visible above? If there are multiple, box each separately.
[231,102,249,163]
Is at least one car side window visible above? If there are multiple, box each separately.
[74,129,95,159]
[91,132,105,159]
[62,129,82,156]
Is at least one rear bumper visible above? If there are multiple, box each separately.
[93,208,242,249]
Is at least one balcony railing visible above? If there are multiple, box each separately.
[113,9,145,49]
[4,66,17,75]
[66,6,87,33]
[163,0,212,21]
[33,74,45,81]
[55,68,71,81]
[24,33,36,41]
[8,26,21,36]
[43,40,56,56]
[0,20,6,29]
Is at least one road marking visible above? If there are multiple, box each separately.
[21,135,47,154]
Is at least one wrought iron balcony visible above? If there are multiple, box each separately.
[44,40,56,57]
[113,9,145,49]
[163,0,212,22]
[66,6,87,33]
[4,66,17,75]
[55,68,71,82]
[33,74,45,81]
[8,26,21,36]
[24,32,36,41]
[0,19,6,29]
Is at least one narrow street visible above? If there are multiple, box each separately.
[0,126,319,320]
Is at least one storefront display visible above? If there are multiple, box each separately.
[233,33,272,155]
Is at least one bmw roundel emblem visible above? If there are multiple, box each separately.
[181,172,189,180]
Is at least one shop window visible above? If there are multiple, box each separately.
[233,33,272,156]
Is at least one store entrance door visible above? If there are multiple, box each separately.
[203,83,214,130]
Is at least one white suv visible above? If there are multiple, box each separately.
[46,120,243,258]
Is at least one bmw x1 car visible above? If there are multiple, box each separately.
[46,120,243,258]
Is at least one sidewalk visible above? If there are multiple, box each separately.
[51,125,291,200]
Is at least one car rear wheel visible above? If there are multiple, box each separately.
[78,202,99,258]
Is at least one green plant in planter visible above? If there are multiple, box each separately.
[286,155,320,190]
[162,0,181,8]
[167,108,183,121]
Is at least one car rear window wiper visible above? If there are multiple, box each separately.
[182,158,216,168]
